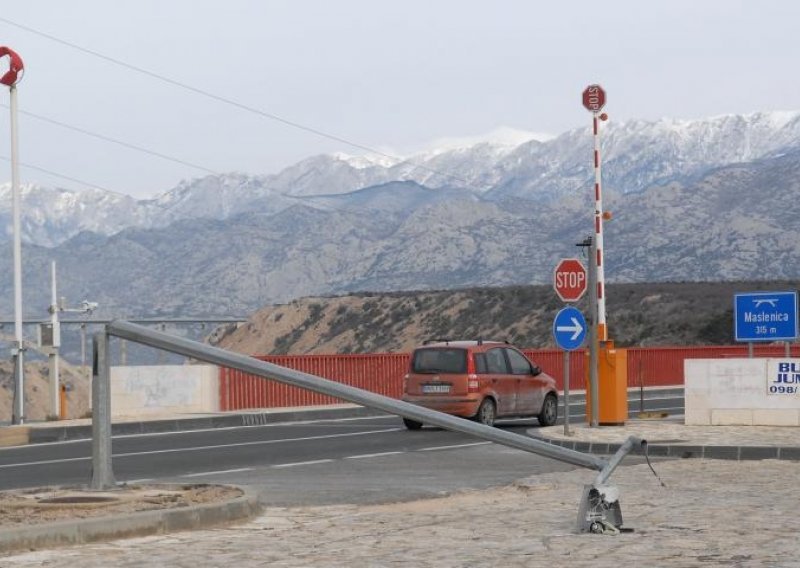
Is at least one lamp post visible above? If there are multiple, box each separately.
[1,46,26,424]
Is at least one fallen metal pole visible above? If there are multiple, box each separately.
[595,436,645,487]
[107,320,608,470]
[104,320,647,533]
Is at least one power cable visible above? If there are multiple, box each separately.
[0,155,116,194]
[0,103,219,176]
[0,16,476,189]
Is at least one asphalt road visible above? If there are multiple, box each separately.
[0,389,683,506]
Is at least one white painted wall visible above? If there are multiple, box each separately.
[685,358,800,426]
[110,365,219,418]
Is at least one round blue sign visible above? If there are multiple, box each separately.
[553,307,587,351]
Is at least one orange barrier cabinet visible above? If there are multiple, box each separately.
[586,341,628,425]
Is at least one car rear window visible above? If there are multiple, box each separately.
[411,348,467,374]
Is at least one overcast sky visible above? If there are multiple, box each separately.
[0,1,798,199]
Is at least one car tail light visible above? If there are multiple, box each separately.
[467,354,479,392]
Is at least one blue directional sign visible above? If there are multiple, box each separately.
[734,291,798,342]
[553,306,587,351]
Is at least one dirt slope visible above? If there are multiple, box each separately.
[211,281,800,355]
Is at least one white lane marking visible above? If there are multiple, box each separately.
[0,456,90,468]
[272,459,333,469]
[182,468,253,478]
[0,428,402,469]
[0,415,398,452]
[418,442,492,452]
[345,451,404,460]
[125,478,154,484]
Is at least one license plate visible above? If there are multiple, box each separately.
[422,384,451,394]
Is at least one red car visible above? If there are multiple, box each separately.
[401,340,558,429]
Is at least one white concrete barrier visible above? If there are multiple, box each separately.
[110,365,219,418]
[685,358,800,426]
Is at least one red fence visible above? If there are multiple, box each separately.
[219,344,800,411]
[220,353,409,411]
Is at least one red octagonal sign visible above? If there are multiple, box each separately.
[582,84,606,113]
[554,258,587,302]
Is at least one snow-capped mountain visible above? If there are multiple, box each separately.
[4,111,800,247]
[1,111,800,319]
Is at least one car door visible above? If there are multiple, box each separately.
[484,347,515,415]
[505,348,544,415]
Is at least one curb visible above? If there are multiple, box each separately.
[0,484,262,555]
[530,432,800,461]
[26,406,387,445]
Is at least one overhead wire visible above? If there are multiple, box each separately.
[0,103,220,176]
[0,16,477,189]
[0,155,116,193]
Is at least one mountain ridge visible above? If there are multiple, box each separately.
[3,110,800,247]
[0,111,799,319]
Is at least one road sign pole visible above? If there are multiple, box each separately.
[588,237,599,428]
[553,306,587,435]
[563,349,571,436]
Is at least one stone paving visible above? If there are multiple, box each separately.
[4,428,800,566]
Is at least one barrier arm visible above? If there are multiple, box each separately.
[99,320,647,534]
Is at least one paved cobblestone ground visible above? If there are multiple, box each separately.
[3,458,799,567]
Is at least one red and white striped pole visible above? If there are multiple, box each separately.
[581,84,609,342]
[592,110,608,341]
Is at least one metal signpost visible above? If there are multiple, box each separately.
[1,47,26,424]
[553,258,588,435]
[553,307,588,436]
[734,291,798,357]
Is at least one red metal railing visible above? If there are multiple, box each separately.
[219,345,800,411]
[220,353,409,411]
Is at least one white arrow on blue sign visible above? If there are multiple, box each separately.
[553,306,587,351]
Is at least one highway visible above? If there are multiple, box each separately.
[0,389,683,506]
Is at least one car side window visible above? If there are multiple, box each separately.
[506,348,532,375]
[474,353,488,374]
[485,348,509,374]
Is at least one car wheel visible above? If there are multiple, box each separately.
[474,398,496,427]
[538,393,558,427]
[403,418,423,430]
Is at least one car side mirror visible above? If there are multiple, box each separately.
[531,365,541,376]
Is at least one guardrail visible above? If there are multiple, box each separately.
[93,321,646,534]
[220,344,800,411]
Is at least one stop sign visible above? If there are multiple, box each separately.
[554,258,587,302]
[582,84,606,113]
